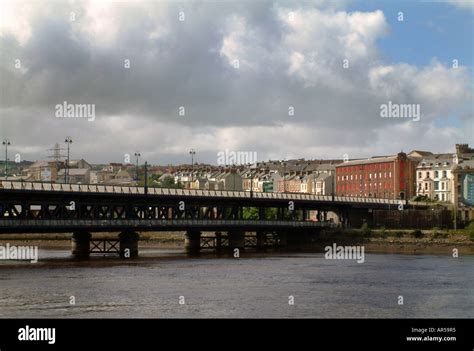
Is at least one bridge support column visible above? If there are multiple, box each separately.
[185,230,201,255]
[277,231,287,248]
[228,230,245,252]
[215,232,223,253]
[119,231,139,258]
[71,231,91,258]
[287,229,313,250]
[256,231,266,252]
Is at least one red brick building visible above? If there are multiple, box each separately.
[335,152,418,200]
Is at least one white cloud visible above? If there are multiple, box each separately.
[0,0,471,164]
[446,0,474,12]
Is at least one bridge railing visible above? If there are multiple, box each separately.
[0,180,407,205]
[0,218,338,228]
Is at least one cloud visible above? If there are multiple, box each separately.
[446,0,474,12]
[0,0,472,164]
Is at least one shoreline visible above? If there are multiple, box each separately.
[0,238,472,256]
[0,228,472,256]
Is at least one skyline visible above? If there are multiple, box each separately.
[1,0,473,165]
[0,141,465,168]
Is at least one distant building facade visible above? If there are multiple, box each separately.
[416,154,454,202]
[335,152,418,199]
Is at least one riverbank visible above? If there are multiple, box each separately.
[316,228,474,254]
[0,229,472,255]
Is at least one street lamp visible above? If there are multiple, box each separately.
[247,163,254,197]
[232,164,236,191]
[2,139,10,180]
[134,151,141,185]
[64,137,72,183]
[189,148,196,187]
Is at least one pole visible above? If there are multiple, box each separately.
[64,137,72,184]
[67,141,70,183]
[4,141,8,180]
[134,152,140,185]
[250,164,253,198]
[189,149,195,188]
[144,161,148,195]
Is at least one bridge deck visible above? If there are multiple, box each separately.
[0,181,408,205]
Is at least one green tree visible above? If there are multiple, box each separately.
[243,207,259,219]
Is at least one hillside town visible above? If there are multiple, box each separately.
[2,143,473,223]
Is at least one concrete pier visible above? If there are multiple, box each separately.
[215,232,223,253]
[277,231,287,248]
[286,231,313,250]
[228,230,245,251]
[119,231,139,258]
[71,231,91,258]
[256,231,266,252]
[185,230,201,255]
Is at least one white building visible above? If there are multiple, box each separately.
[416,154,454,202]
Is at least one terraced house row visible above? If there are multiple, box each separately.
[3,144,473,222]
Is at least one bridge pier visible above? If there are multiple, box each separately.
[119,231,139,258]
[256,231,266,252]
[215,231,223,253]
[277,231,287,248]
[185,230,201,255]
[71,231,91,258]
[286,230,314,250]
[228,230,245,252]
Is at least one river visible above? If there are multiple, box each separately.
[0,249,472,318]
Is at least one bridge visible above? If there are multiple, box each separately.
[0,181,426,257]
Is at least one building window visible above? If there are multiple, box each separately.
[418,172,422,178]
[443,171,447,178]
[434,171,439,178]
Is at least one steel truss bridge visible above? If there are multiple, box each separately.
[0,180,424,234]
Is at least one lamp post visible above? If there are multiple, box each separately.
[134,152,141,185]
[144,161,148,195]
[233,164,236,191]
[64,137,72,183]
[2,139,10,180]
[189,149,196,188]
[248,163,254,197]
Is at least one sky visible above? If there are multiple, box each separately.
[0,0,473,165]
